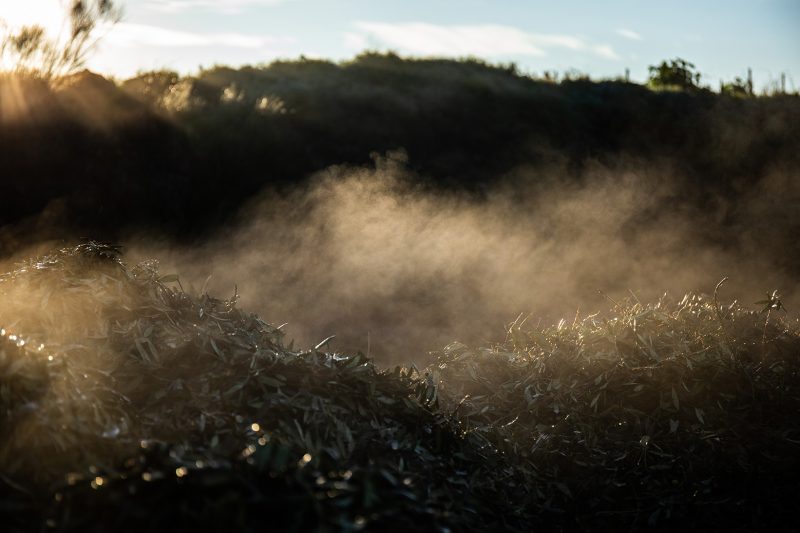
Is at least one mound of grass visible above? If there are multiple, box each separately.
[1,243,798,531]
[0,243,528,531]
[432,290,799,529]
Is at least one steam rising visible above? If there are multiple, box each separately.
[127,152,798,364]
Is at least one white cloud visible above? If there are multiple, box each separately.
[592,44,620,60]
[145,0,288,14]
[616,28,642,41]
[348,22,619,61]
[351,22,545,57]
[107,23,285,48]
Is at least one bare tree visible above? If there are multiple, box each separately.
[1,0,122,80]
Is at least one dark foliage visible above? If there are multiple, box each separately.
[1,55,799,264]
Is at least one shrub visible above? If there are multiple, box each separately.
[648,58,702,91]
[1,244,798,531]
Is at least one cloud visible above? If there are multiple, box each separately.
[616,28,642,41]
[592,44,620,60]
[107,23,285,48]
[145,0,287,14]
[348,22,619,60]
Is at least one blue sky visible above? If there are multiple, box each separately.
[3,0,799,88]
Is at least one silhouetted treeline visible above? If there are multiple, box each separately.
[1,53,799,257]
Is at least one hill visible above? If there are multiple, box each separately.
[1,55,799,265]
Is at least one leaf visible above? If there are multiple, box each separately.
[224,381,245,397]
[210,337,224,357]
[524,385,536,406]
[695,408,705,425]
[554,482,572,498]
[314,335,336,351]
[671,387,680,410]
[134,338,159,363]
[590,392,601,410]
[260,376,284,388]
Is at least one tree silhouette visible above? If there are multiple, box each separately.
[0,0,121,80]
[648,58,701,91]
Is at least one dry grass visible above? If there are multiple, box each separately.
[2,243,798,531]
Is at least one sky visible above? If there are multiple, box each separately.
[1,0,798,88]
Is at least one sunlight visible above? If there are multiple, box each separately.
[0,0,65,36]
[0,0,68,75]
[0,75,32,122]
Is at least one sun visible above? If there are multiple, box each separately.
[0,0,68,37]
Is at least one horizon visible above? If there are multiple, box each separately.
[1,0,798,90]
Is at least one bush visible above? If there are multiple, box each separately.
[1,244,798,531]
[648,58,702,91]
[721,76,752,98]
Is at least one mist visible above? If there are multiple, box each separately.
[3,4,800,526]
[124,151,798,364]
[2,59,798,365]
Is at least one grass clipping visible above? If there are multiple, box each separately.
[1,243,798,532]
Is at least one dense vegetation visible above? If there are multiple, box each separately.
[1,55,799,266]
[1,52,798,530]
[1,243,798,531]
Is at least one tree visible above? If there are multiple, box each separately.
[0,0,122,80]
[648,58,701,91]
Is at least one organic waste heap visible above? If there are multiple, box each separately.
[1,243,798,532]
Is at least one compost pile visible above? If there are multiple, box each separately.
[1,243,799,532]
